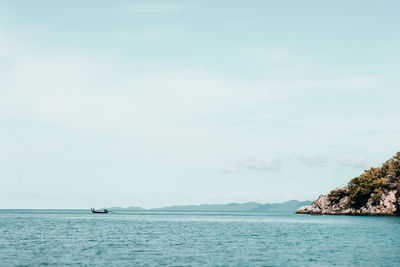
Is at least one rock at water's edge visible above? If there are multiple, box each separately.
[296,152,400,216]
[296,186,400,216]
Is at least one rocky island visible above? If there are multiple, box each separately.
[297,152,400,216]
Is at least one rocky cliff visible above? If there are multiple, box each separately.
[297,152,400,216]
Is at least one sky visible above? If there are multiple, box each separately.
[1,0,400,209]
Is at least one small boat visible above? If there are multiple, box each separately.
[91,208,109,214]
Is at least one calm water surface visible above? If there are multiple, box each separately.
[0,210,400,266]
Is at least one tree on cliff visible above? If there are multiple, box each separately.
[348,152,400,209]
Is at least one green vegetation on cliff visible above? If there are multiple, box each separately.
[347,152,400,208]
[299,152,400,216]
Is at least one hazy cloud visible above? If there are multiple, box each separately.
[338,156,368,168]
[201,192,278,204]
[124,3,183,13]
[222,167,240,174]
[1,1,399,209]
[222,157,283,174]
[240,158,283,171]
[242,47,293,63]
[298,154,329,167]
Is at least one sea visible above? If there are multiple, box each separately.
[1,210,400,266]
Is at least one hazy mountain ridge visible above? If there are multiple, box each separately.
[107,200,311,213]
[106,206,144,211]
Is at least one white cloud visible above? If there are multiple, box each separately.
[338,156,368,168]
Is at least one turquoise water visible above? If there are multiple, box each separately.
[1,210,400,266]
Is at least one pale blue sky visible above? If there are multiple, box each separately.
[1,1,399,208]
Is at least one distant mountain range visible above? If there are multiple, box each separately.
[107,200,311,213]
[106,206,144,211]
